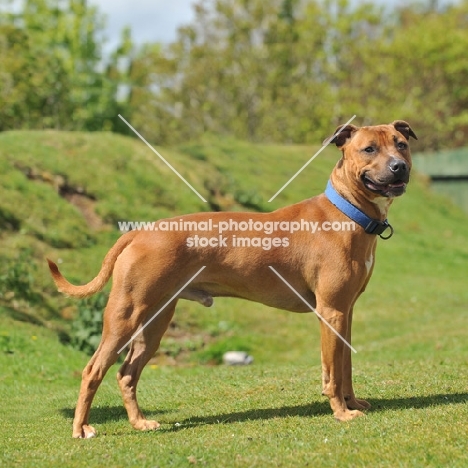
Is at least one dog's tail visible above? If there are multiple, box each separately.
[47,230,138,298]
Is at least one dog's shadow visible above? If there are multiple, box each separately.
[60,406,172,424]
[60,392,468,431]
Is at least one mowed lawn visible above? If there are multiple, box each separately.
[1,131,468,467]
[1,312,467,468]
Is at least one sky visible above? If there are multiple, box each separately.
[90,0,452,51]
[90,0,197,49]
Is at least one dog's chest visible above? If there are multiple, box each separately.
[365,253,374,274]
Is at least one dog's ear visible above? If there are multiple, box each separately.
[323,124,359,147]
[392,120,418,140]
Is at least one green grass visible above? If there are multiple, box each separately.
[1,314,468,467]
[1,130,468,466]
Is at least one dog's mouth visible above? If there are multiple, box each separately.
[362,175,408,197]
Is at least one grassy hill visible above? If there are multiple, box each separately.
[1,130,468,466]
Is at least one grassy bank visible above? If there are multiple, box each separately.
[1,130,467,466]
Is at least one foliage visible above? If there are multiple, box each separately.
[69,292,107,355]
[0,0,132,132]
[1,1,468,150]
[0,206,20,231]
[127,0,468,151]
[197,336,252,364]
[0,249,42,305]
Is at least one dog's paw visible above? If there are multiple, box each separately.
[345,397,371,411]
[333,409,365,422]
[73,424,97,439]
[133,419,161,431]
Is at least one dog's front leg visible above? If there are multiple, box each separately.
[318,305,365,421]
[342,306,371,411]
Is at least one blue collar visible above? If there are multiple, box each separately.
[325,180,393,239]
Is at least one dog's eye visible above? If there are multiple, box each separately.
[364,146,375,153]
[397,142,408,150]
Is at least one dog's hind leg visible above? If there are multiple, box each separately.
[116,300,177,432]
[71,293,153,439]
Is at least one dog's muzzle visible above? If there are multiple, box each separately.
[362,158,410,197]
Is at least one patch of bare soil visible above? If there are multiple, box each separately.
[14,163,107,230]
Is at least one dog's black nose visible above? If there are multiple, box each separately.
[389,158,408,177]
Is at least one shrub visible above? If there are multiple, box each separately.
[197,336,252,365]
[0,249,42,305]
[70,293,107,355]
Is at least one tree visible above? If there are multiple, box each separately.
[127,0,468,151]
[127,0,385,145]
[0,0,132,132]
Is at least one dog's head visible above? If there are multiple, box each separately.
[325,120,417,198]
